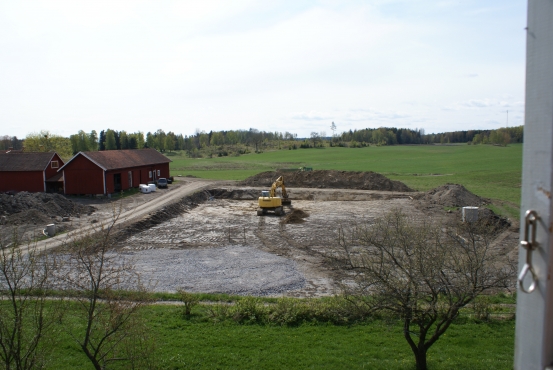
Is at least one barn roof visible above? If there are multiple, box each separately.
[0,152,58,172]
[60,149,171,171]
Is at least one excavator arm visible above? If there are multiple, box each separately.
[270,176,290,205]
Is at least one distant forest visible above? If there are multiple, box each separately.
[339,126,522,146]
[1,125,523,159]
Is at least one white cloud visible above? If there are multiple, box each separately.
[290,111,332,121]
[0,0,527,138]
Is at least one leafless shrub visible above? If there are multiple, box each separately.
[335,209,515,370]
[57,209,153,370]
[0,230,61,370]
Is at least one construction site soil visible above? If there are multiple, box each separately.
[0,192,97,243]
[413,184,489,207]
[0,192,95,219]
[110,173,514,297]
[2,171,518,297]
[240,170,413,192]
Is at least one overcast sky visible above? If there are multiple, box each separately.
[1,0,526,139]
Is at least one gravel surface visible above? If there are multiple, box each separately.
[126,245,306,295]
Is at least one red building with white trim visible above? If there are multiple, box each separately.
[0,152,64,193]
[59,149,171,195]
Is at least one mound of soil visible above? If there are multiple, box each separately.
[240,170,412,192]
[6,209,53,225]
[0,192,95,217]
[476,208,511,232]
[415,184,488,207]
[415,184,510,232]
[209,189,258,200]
[281,209,309,224]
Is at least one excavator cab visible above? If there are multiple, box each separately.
[257,176,291,216]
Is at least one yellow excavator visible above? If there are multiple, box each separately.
[257,176,291,216]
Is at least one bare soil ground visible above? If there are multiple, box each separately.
[113,182,517,297]
[2,171,519,298]
[240,170,413,192]
[116,193,422,296]
[0,178,217,245]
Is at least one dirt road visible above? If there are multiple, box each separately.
[32,179,225,254]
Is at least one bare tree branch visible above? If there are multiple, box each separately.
[334,209,515,370]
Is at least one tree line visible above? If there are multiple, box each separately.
[1,124,524,161]
[71,128,295,155]
[338,126,523,146]
[0,135,23,151]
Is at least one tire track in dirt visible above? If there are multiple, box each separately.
[30,180,224,254]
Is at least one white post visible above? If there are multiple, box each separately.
[515,1,553,369]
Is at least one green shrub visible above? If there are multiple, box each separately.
[471,296,492,321]
[206,303,232,323]
[176,289,199,317]
[268,298,312,325]
[232,297,267,324]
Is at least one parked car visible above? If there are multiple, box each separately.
[157,178,168,188]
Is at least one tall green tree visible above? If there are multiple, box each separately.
[113,131,121,150]
[128,136,138,149]
[120,131,129,150]
[88,130,98,151]
[146,132,155,149]
[105,130,117,150]
[24,130,73,159]
[135,131,145,149]
[155,129,166,152]
[165,135,174,152]
[98,130,106,151]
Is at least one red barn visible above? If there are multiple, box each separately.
[0,152,64,193]
[60,149,171,195]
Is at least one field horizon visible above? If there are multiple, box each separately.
[168,143,522,218]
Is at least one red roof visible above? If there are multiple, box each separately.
[61,149,171,171]
[0,152,59,172]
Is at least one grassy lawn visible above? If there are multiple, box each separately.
[169,144,522,205]
[48,305,514,370]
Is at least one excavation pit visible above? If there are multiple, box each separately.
[117,188,425,297]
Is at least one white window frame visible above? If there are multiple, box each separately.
[51,161,59,169]
[514,1,553,368]
[157,169,160,176]
[148,171,152,179]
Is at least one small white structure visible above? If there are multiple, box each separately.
[139,184,152,194]
[462,207,479,223]
[44,224,56,237]
[148,183,156,192]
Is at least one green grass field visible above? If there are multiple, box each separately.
[169,144,522,217]
[48,305,514,370]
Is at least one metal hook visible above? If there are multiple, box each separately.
[518,263,537,294]
[518,210,539,294]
